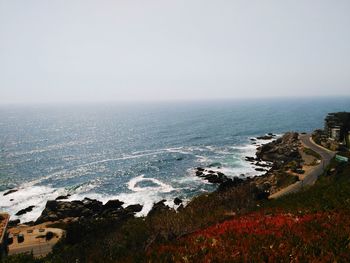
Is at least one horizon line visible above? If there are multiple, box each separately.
[0,95,349,106]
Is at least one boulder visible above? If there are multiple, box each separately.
[174,197,182,205]
[125,204,143,213]
[148,200,172,217]
[103,199,124,210]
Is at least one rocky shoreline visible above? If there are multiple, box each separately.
[7,132,302,228]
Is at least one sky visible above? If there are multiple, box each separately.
[0,0,350,104]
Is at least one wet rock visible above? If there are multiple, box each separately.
[3,189,17,196]
[15,206,35,216]
[208,163,222,168]
[174,197,182,205]
[195,168,230,184]
[55,195,70,200]
[196,170,204,176]
[257,135,274,140]
[103,199,124,210]
[125,204,143,213]
[245,156,256,162]
[255,162,271,168]
[255,168,267,172]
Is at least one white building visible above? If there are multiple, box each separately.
[330,127,341,141]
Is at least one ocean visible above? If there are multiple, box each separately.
[0,97,349,222]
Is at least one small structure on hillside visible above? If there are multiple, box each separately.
[7,224,65,258]
[324,112,350,149]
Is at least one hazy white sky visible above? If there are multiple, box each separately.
[1,0,350,104]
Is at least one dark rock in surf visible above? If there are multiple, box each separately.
[257,135,274,140]
[196,170,204,177]
[15,206,35,216]
[245,156,256,162]
[55,195,71,200]
[255,168,268,172]
[125,204,143,214]
[103,199,124,210]
[174,197,182,205]
[3,189,18,196]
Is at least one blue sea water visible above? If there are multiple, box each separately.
[0,97,349,221]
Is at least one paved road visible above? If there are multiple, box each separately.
[269,134,335,199]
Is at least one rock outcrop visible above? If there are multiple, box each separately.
[256,132,301,169]
[253,132,301,194]
[35,198,142,225]
[195,168,230,184]
[148,200,173,217]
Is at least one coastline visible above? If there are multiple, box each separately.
[0,134,277,224]
[3,132,301,228]
[4,129,347,261]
